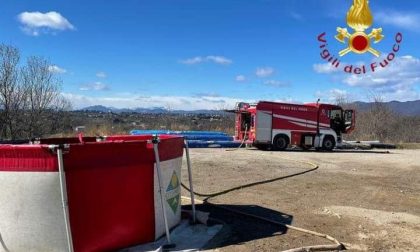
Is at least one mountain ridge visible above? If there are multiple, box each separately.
[352,100,420,116]
[78,105,227,114]
[78,100,420,116]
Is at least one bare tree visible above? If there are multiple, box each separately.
[0,45,23,139]
[365,93,398,141]
[346,91,402,142]
[0,44,72,140]
[21,56,64,137]
[48,97,72,134]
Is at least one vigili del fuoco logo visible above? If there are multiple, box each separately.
[317,0,403,75]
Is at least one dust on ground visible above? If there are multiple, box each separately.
[180,148,420,251]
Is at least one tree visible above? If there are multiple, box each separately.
[347,91,400,142]
[0,45,22,139]
[0,44,72,140]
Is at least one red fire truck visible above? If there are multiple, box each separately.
[234,101,355,151]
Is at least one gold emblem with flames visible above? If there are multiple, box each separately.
[335,0,384,57]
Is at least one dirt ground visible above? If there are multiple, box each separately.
[180,148,420,251]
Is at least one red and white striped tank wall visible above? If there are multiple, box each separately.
[0,135,184,252]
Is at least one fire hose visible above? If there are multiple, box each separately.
[225,125,248,151]
[180,156,345,252]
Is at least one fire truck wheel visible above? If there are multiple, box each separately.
[255,144,272,151]
[254,144,264,150]
[322,136,336,151]
[273,134,289,151]
[301,144,311,151]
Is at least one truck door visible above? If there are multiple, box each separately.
[255,110,272,143]
[329,109,344,135]
[344,110,355,133]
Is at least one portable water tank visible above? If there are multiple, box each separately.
[0,135,183,252]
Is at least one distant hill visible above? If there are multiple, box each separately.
[78,105,113,113]
[78,105,227,115]
[354,100,420,116]
[79,100,420,116]
[79,105,169,113]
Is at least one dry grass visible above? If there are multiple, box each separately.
[397,143,420,149]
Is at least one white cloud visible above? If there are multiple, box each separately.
[313,63,340,74]
[192,92,221,98]
[17,11,75,36]
[315,55,420,101]
[48,65,67,74]
[290,11,304,21]
[180,56,232,65]
[79,82,110,91]
[256,67,275,78]
[62,93,251,110]
[342,56,420,101]
[206,56,232,65]
[315,89,350,103]
[235,75,246,82]
[180,57,204,65]
[263,80,288,88]
[96,72,107,78]
[376,11,420,31]
[343,56,420,90]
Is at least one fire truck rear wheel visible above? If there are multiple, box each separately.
[273,134,289,151]
[254,144,271,151]
[322,136,336,151]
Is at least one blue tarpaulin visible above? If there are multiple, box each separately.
[130,130,229,136]
[130,130,241,148]
[186,140,241,148]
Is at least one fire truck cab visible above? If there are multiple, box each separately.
[234,101,355,151]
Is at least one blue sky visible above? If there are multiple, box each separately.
[1,0,419,109]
